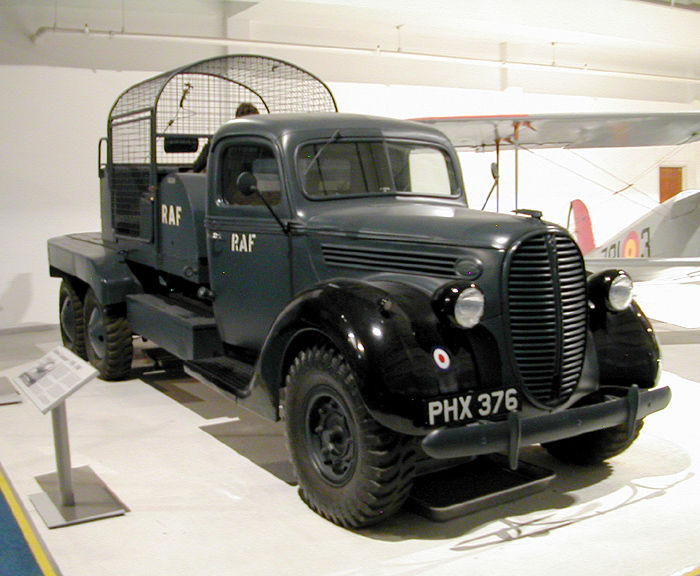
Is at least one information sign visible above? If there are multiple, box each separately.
[12,347,97,414]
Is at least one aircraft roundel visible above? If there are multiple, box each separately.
[623,231,640,258]
[433,347,451,370]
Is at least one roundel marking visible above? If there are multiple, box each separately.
[433,347,451,370]
[623,231,640,258]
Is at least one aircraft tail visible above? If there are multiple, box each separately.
[568,199,596,255]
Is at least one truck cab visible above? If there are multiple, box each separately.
[204,113,467,347]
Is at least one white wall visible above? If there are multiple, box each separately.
[0,64,697,330]
[0,66,150,330]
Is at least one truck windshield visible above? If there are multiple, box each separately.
[297,140,458,199]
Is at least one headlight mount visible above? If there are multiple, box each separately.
[588,269,634,312]
[433,282,485,329]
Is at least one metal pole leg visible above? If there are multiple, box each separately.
[51,403,75,507]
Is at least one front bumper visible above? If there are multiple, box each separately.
[421,385,671,469]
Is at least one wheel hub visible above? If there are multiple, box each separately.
[87,308,106,359]
[60,298,76,344]
[306,391,356,486]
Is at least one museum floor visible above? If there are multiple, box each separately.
[0,312,698,576]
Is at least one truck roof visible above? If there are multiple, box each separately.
[211,112,454,148]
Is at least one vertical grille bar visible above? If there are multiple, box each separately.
[507,231,587,406]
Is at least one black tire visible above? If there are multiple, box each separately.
[83,290,133,380]
[542,412,643,465]
[284,346,416,528]
[59,279,87,359]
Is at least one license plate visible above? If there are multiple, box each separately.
[424,387,520,426]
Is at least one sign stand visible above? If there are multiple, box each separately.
[11,346,128,529]
[51,403,75,507]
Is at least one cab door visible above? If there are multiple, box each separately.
[206,137,292,350]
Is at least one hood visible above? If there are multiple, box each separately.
[303,198,555,250]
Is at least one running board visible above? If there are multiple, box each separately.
[184,356,279,422]
[185,356,255,399]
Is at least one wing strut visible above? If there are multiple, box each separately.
[482,120,528,212]
[507,121,536,211]
[514,122,520,210]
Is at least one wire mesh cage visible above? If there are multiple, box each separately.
[107,54,337,237]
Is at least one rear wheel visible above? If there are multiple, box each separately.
[83,290,133,380]
[284,346,416,528]
[59,279,86,359]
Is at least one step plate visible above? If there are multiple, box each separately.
[185,356,254,398]
[408,454,554,522]
[127,293,222,360]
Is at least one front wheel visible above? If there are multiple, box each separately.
[284,346,416,528]
[83,290,133,380]
[542,393,644,465]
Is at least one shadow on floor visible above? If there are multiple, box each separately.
[133,345,295,485]
[133,345,692,543]
[200,416,295,486]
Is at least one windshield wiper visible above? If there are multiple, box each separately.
[303,129,341,176]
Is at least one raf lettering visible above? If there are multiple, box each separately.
[232,233,257,253]
[161,204,182,227]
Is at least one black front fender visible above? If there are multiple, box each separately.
[590,300,661,389]
[250,278,480,433]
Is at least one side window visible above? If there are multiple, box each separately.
[221,143,282,206]
[387,143,455,196]
[407,148,452,196]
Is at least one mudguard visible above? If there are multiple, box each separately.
[249,278,482,434]
[590,300,661,389]
[48,233,142,305]
[586,270,661,388]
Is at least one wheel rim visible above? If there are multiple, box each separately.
[60,297,76,345]
[304,387,357,486]
[87,307,106,360]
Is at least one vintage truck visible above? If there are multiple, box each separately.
[48,54,671,528]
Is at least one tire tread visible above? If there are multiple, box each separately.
[285,346,416,528]
[59,279,87,359]
[84,290,133,381]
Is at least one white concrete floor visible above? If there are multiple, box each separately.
[0,323,699,576]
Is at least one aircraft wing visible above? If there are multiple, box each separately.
[415,112,700,150]
[584,256,700,283]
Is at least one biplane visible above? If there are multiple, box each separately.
[417,112,700,282]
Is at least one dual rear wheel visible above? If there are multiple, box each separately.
[58,280,86,359]
[58,280,132,380]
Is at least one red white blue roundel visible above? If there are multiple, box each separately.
[433,347,451,370]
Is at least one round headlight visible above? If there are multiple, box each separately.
[608,273,633,311]
[454,287,485,328]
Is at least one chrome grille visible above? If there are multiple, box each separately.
[322,244,457,277]
[507,231,587,406]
